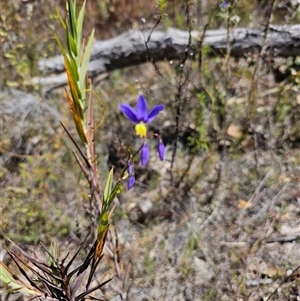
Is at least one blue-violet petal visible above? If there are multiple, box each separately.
[120,104,138,123]
[147,104,164,123]
[136,94,148,122]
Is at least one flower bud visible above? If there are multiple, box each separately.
[141,143,149,167]
[128,174,135,190]
[127,160,133,175]
[158,140,165,161]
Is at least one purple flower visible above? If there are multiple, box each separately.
[127,160,133,175]
[141,143,150,167]
[128,174,135,190]
[158,140,165,161]
[120,94,164,138]
[127,160,135,189]
[221,1,229,8]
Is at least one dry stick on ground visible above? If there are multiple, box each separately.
[34,25,300,92]
[265,264,300,301]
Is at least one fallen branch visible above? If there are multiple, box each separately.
[34,25,300,91]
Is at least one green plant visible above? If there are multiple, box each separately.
[0,1,165,299]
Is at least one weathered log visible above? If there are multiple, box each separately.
[34,25,300,91]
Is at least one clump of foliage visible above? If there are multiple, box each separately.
[0,1,165,300]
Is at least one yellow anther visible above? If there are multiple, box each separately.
[135,122,147,138]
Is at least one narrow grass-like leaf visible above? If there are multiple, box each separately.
[76,0,86,54]
[79,32,95,104]
[66,25,73,57]
[103,168,114,206]
[49,243,58,269]
[75,277,112,301]
[80,28,94,87]
[85,230,108,290]
[64,57,84,121]
[97,211,109,241]
[80,29,95,101]
[70,271,86,298]
[65,63,79,111]
[55,6,66,30]
[64,55,79,87]
[65,45,79,83]
[122,170,129,180]
[5,250,45,294]
[96,222,109,258]
[67,31,78,57]
[65,89,87,143]
[68,0,77,40]
[54,33,66,55]
[66,53,82,102]
[7,248,66,298]
[108,182,122,206]
[0,262,40,296]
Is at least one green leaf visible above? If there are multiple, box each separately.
[65,88,84,130]
[80,28,94,90]
[74,1,88,67]
[64,55,80,94]
[54,33,66,55]
[67,30,78,57]
[109,183,122,204]
[64,55,77,83]
[49,243,58,268]
[103,168,114,207]
[55,6,66,30]
[77,0,86,42]
[0,262,39,296]
[64,56,84,121]
[66,25,73,55]
[68,0,77,39]
[106,182,123,209]
[97,211,109,238]
[95,219,109,259]
[122,170,129,180]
